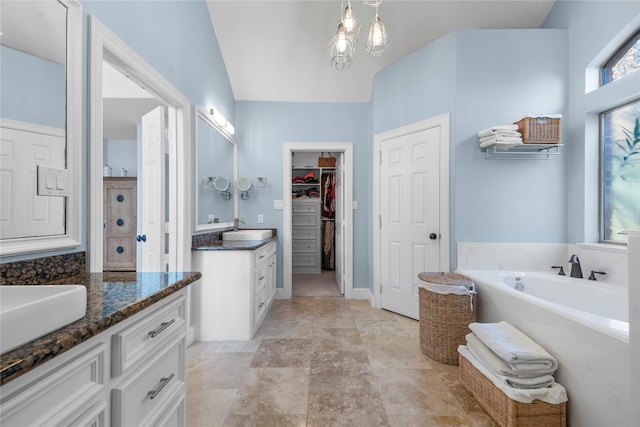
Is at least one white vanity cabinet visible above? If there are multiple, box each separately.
[0,289,188,427]
[192,241,277,341]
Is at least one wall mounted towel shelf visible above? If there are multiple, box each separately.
[482,143,562,160]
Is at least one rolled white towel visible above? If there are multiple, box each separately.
[479,138,523,149]
[478,124,519,138]
[468,321,558,373]
[466,333,556,377]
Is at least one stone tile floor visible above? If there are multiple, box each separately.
[186,297,496,427]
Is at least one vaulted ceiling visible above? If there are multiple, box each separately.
[206,0,556,103]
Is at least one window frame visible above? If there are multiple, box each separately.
[601,28,640,86]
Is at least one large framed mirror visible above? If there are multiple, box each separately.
[193,107,237,232]
[0,0,82,256]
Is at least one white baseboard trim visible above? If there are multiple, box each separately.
[349,287,373,304]
[275,288,291,300]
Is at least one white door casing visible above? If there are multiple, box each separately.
[373,114,450,318]
[334,153,345,295]
[138,107,166,272]
[88,16,191,273]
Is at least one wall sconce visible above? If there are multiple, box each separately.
[237,176,253,200]
[209,107,235,136]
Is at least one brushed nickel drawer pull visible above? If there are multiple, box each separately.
[147,373,174,400]
[258,302,265,308]
[259,276,265,281]
[148,319,175,338]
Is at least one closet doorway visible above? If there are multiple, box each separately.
[282,143,353,300]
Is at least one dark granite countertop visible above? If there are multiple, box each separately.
[192,236,277,251]
[0,271,201,385]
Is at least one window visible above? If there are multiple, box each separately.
[600,100,640,243]
[602,29,640,85]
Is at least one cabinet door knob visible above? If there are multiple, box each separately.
[117,194,125,202]
[116,246,124,254]
[136,234,147,242]
[117,218,124,226]
[429,233,438,240]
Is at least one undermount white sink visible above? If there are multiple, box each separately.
[222,229,272,241]
[0,285,87,354]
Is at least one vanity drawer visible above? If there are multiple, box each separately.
[254,264,267,293]
[292,214,318,227]
[253,286,267,326]
[292,203,318,214]
[111,295,186,376]
[254,241,276,265]
[292,241,318,253]
[292,255,319,268]
[111,336,184,427]
[0,343,106,427]
[292,228,318,240]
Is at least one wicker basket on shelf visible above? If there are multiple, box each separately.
[514,117,560,144]
[418,272,476,365]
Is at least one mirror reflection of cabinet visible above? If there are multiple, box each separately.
[194,107,236,232]
[103,178,137,271]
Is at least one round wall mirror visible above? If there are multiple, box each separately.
[213,176,230,192]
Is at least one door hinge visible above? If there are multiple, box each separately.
[379,150,382,165]
[379,214,382,229]
[165,222,170,233]
[164,128,169,142]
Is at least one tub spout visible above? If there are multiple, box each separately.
[569,254,583,278]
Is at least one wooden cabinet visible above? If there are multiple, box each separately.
[292,199,321,273]
[191,241,277,341]
[103,177,137,271]
[0,290,188,427]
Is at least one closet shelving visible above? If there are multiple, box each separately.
[482,143,562,160]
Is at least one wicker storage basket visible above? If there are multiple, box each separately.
[418,272,475,365]
[459,353,567,427]
[514,117,560,144]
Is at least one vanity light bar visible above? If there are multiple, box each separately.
[209,108,235,135]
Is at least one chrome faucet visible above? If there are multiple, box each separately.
[568,254,583,278]
[233,218,245,231]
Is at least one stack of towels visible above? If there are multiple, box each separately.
[477,124,523,149]
[458,321,567,404]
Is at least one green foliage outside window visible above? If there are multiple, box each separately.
[601,101,640,242]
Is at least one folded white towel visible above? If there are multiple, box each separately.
[520,113,563,119]
[478,131,522,143]
[458,345,568,404]
[478,125,519,138]
[468,321,558,373]
[466,343,555,389]
[466,333,556,378]
[479,138,524,149]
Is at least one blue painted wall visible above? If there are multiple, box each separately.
[0,46,65,128]
[372,28,568,270]
[543,1,640,244]
[235,101,372,290]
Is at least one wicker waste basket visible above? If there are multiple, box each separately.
[418,272,476,365]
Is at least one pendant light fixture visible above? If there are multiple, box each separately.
[330,21,354,70]
[342,0,360,40]
[366,4,388,57]
[329,0,388,69]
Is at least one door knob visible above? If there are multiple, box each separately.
[429,233,438,240]
[136,234,147,242]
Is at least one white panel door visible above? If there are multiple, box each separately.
[138,107,165,272]
[334,153,345,295]
[380,127,441,319]
[0,123,65,239]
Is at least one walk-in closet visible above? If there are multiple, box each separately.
[291,150,341,296]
